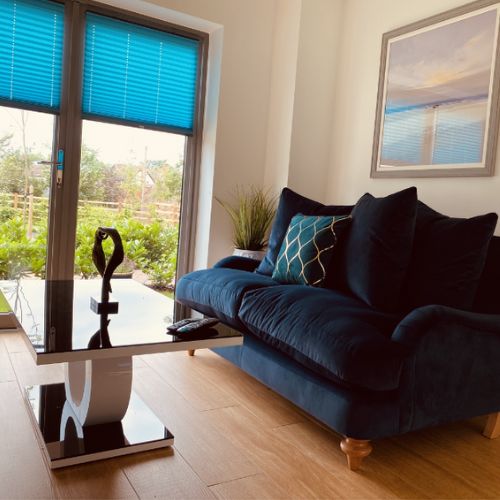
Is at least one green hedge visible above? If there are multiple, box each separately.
[0,206,178,288]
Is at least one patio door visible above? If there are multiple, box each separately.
[0,0,64,280]
[1,0,207,318]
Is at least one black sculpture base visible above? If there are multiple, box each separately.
[90,297,119,315]
[25,384,173,469]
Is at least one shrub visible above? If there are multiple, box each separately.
[74,213,179,287]
[0,205,179,288]
[0,217,33,278]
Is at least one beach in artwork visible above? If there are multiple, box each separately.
[381,9,497,167]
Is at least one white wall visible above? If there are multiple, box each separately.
[263,0,345,204]
[263,0,302,195]
[287,0,344,202]
[139,0,278,264]
[122,0,500,267]
[325,0,500,224]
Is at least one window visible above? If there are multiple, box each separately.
[82,12,199,133]
[0,0,64,111]
[0,0,208,319]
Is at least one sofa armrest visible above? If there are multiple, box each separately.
[213,255,261,272]
[392,305,500,434]
[392,305,500,348]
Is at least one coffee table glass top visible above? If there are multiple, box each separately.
[0,279,240,359]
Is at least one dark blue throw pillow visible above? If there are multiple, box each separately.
[256,188,353,275]
[272,214,351,286]
[342,187,418,311]
[403,201,498,310]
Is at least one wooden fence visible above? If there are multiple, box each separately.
[0,190,180,237]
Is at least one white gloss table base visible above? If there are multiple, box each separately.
[0,279,243,469]
[26,356,173,469]
[64,357,133,426]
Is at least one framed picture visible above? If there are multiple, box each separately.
[371,0,500,178]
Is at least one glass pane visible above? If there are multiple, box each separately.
[0,106,53,279]
[76,120,186,323]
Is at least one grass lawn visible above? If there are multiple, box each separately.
[160,289,175,301]
[0,291,11,312]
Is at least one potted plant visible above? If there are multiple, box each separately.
[112,257,135,279]
[216,186,276,260]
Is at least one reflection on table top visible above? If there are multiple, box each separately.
[0,279,242,364]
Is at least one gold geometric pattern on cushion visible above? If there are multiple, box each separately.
[272,214,351,286]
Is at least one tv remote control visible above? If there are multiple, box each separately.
[167,318,198,333]
[175,317,219,335]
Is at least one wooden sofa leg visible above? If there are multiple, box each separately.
[187,349,195,356]
[340,437,372,471]
[483,413,500,438]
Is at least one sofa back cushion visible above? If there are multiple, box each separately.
[402,202,497,311]
[472,236,500,314]
[256,188,352,275]
[341,187,418,312]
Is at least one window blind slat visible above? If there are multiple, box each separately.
[82,13,199,134]
[0,0,64,111]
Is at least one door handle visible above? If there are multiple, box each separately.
[37,149,64,187]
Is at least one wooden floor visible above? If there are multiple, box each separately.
[1,331,500,499]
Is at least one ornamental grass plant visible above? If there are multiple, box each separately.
[216,186,276,251]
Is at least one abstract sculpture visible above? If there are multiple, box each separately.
[88,227,124,349]
[92,227,125,303]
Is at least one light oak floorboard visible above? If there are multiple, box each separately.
[3,342,500,499]
[133,355,148,369]
[386,425,500,498]
[0,337,15,383]
[142,351,238,411]
[0,381,54,499]
[275,421,426,499]
[119,448,214,499]
[133,365,260,486]
[9,351,64,387]
[51,461,138,499]
[1,330,28,354]
[210,473,288,500]
[203,404,347,499]
[369,437,483,499]
[172,349,305,428]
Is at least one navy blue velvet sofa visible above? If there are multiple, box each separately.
[176,188,500,470]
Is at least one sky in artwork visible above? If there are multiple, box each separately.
[386,9,498,110]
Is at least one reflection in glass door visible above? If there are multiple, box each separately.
[0,106,55,279]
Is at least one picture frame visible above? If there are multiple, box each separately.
[371,0,500,178]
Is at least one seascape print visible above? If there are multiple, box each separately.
[380,9,498,167]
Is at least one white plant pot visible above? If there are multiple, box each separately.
[233,248,266,261]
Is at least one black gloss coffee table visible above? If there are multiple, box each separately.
[0,279,242,469]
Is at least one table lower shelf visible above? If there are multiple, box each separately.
[26,383,173,469]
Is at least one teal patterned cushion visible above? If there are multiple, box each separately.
[272,214,351,286]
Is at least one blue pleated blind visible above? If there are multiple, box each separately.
[82,13,199,134]
[0,0,64,111]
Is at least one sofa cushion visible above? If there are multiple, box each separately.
[474,236,500,314]
[176,268,278,328]
[272,214,351,286]
[256,188,353,276]
[238,286,408,391]
[341,187,418,312]
[403,202,498,310]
